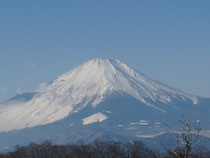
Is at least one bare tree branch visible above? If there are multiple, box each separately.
[165,115,201,158]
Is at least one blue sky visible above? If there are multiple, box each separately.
[0,0,210,102]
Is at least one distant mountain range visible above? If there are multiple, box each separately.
[0,59,209,152]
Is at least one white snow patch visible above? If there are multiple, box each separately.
[69,123,74,126]
[139,123,148,125]
[140,120,149,123]
[136,133,164,138]
[130,122,138,125]
[103,110,112,114]
[82,112,108,125]
[136,135,156,138]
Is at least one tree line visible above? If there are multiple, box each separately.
[0,140,209,158]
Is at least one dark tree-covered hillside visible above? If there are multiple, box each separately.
[0,140,209,158]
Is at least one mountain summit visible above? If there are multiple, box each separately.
[0,59,199,131]
[0,59,209,151]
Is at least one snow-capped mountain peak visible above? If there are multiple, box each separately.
[40,58,198,107]
[0,58,198,132]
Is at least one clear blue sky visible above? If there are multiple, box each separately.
[0,0,210,102]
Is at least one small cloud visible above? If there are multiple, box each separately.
[28,62,37,69]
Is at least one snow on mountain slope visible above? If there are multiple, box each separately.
[0,59,199,132]
[82,112,108,125]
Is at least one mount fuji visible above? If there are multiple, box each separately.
[0,59,209,151]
